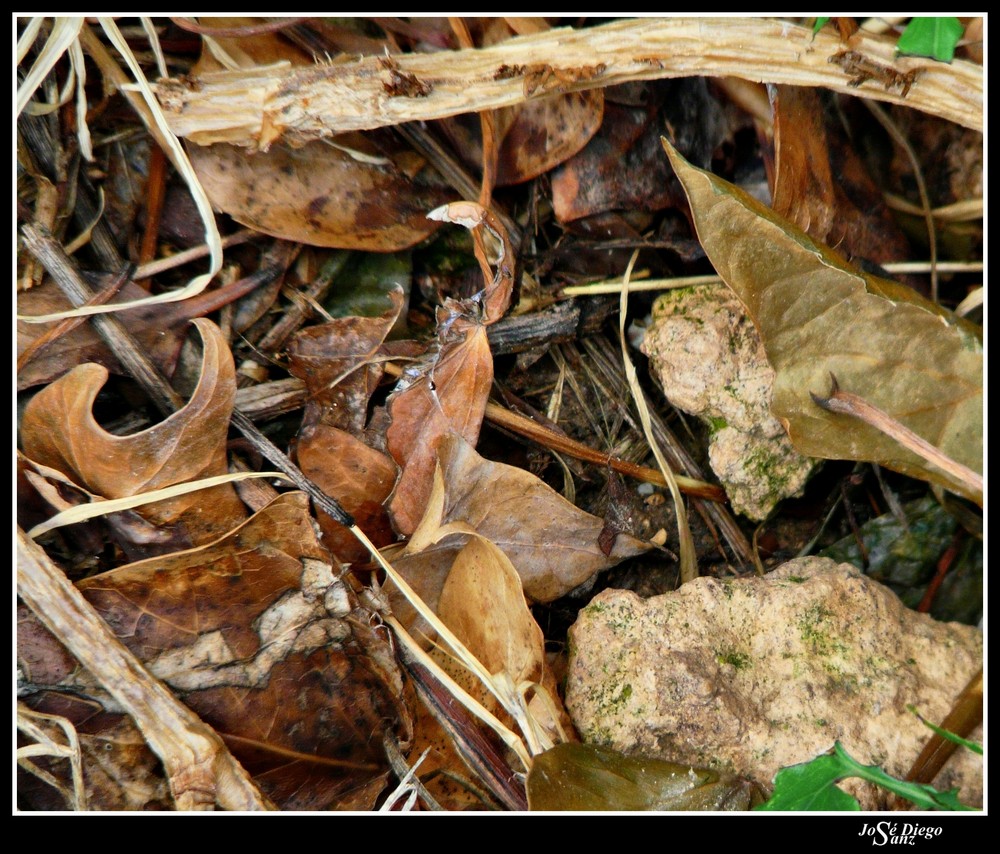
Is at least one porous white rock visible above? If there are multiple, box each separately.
[639,283,813,520]
[566,557,982,809]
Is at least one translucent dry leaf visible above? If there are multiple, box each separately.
[20,318,246,545]
[662,139,982,503]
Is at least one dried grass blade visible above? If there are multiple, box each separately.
[618,252,698,583]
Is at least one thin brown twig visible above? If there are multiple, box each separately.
[863,100,939,301]
[810,373,982,502]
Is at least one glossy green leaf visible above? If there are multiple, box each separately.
[896,17,964,62]
[662,139,982,504]
[812,17,830,36]
[821,495,982,624]
[756,750,861,811]
[527,743,763,811]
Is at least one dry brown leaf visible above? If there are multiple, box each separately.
[436,536,545,703]
[385,322,493,536]
[663,140,982,502]
[188,138,450,251]
[433,535,572,747]
[20,318,246,547]
[287,289,404,434]
[770,85,911,271]
[185,20,450,252]
[17,692,173,811]
[17,278,186,390]
[436,18,603,186]
[384,202,515,535]
[398,433,650,606]
[297,425,399,563]
[17,493,411,811]
[286,294,406,561]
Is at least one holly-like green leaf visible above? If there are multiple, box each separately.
[756,750,861,811]
[812,17,831,36]
[896,17,965,62]
[662,139,982,504]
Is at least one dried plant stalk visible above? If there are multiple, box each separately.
[155,18,982,150]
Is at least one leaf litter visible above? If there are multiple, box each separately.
[17,16,982,812]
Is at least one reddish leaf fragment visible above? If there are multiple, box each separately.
[297,424,399,563]
[551,101,676,223]
[770,86,910,271]
[287,289,404,434]
[386,323,493,535]
[438,90,604,187]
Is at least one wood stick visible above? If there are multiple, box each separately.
[17,527,274,811]
[155,19,982,150]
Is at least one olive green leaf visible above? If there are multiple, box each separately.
[527,743,763,811]
[662,139,982,504]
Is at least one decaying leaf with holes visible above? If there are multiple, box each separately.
[17,492,412,811]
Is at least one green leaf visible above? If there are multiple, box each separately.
[812,17,831,36]
[896,17,965,62]
[527,743,764,811]
[755,751,861,811]
[661,139,982,505]
[909,705,984,755]
[756,742,977,811]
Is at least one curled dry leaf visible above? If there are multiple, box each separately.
[434,535,572,745]
[663,140,982,503]
[17,493,411,810]
[20,318,247,547]
[393,433,650,616]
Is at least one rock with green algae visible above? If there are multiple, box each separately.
[639,283,813,520]
[565,556,982,810]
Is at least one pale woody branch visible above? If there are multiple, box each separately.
[153,18,982,150]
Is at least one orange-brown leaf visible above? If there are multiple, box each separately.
[385,324,493,535]
[20,319,245,546]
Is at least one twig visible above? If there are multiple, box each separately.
[810,373,982,503]
[863,100,939,301]
[561,262,982,297]
[904,668,982,788]
[17,528,274,810]
[380,360,724,502]
[155,18,982,147]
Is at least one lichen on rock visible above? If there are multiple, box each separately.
[639,283,813,520]
[565,556,983,810]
